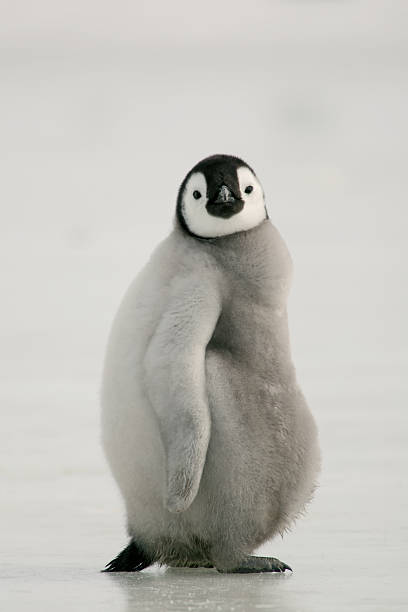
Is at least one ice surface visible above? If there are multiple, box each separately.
[1,1,407,610]
[1,375,406,611]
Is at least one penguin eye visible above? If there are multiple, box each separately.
[193,190,201,200]
[244,185,253,194]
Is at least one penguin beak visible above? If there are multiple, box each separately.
[206,184,244,219]
[213,185,235,205]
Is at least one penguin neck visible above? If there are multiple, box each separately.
[177,217,270,250]
[204,218,272,254]
[179,219,292,290]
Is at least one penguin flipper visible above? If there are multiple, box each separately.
[102,540,152,572]
[143,276,221,513]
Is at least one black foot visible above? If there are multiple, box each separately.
[102,540,152,572]
[217,555,292,574]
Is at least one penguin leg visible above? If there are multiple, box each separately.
[168,560,214,568]
[156,536,213,569]
[102,540,153,572]
[216,555,292,574]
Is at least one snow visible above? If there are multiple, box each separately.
[1,1,407,610]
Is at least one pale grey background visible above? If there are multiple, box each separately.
[1,1,407,610]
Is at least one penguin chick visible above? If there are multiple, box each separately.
[101,154,321,573]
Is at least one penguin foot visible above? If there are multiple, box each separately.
[102,540,152,572]
[217,555,292,574]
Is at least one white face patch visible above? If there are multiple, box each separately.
[181,167,267,238]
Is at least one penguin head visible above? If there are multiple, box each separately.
[176,154,268,239]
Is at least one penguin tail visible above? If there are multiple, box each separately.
[102,539,152,572]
